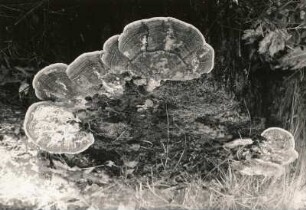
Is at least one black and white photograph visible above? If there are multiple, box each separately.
[0,0,306,209]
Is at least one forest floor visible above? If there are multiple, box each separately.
[1,102,306,210]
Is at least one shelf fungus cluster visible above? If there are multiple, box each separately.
[23,16,298,177]
[226,127,298,177]
[23,17,215,154]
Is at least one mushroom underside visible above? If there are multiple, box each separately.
[24,102,94,154]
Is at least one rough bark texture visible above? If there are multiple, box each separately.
[56,74,260,179]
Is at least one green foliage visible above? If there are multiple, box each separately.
[242,0,306,70]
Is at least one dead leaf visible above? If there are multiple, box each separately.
[242,26,263,44]
[278,46,306,70]
[259,29,289,57]
[124,161,138,168]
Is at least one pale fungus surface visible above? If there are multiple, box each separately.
[223,138,253,149]
[230,127,299,177]
[102,17,215,91]
[24,102,94,154]
[261,127,295,150]
[102,35,131,74]
[259,127,298,165]
[32,63,77,101]
[234,159,285,178]
[66,51,111,97]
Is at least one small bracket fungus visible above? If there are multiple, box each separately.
[102,17,215,91]
[261,127,295,150]
[231,127,299,176]
[66,51,110,97]
[24,102,94,154]
[223,138,253,149]
[65,51,127,99]
[33,63,77,101]
[102,35,131,74]
[260,127,298,165]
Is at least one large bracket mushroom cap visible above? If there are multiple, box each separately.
[102,17,215,91]
[24,101,94,154]
[33,63,77,101]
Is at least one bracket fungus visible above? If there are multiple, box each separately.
[24,17,300,178]
[223,138,253,149]
[33,51,127,104]
[259,127,298,165]
[66,51,114,97]
[102,17,215,91]
[24,17,215,155]
[261,127,295,150]
[24,102,94,154]
[26,53,112,154]
[231,127,298,177]
[33,63,77,101]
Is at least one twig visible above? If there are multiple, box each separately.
[165,104,170,167]
[14,0,47,26]
[146,181,170,204]
[243,99,252,136]
[174,135,187,170]
[0,4,21,12]
[112,130,126,142]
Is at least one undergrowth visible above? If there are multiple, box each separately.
[1,134,305,210]
[1,0,306,209]
[1,107,306,210]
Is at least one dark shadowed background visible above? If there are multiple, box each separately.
[0,0,303,132]
[0,0,269,112]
